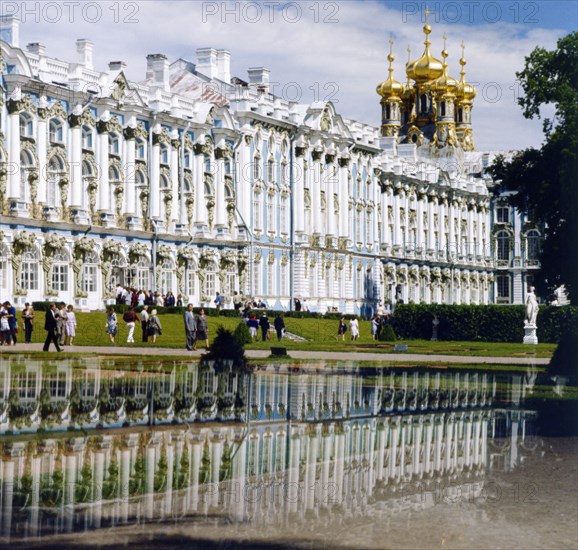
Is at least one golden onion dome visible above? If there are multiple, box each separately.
[431,37,459,96]
[456,43,477,102]
[376,49,403,99]
[406,19,443,82]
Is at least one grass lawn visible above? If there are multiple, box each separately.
[23,311,556,359]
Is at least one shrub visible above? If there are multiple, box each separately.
[233,321,252,347]
[379,323,397,342]
[206,326,245,361]
[392,304,577,343]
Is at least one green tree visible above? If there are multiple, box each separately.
[488,32,578,304]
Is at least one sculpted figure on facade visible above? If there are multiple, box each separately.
[73,237,95,297]
[11,231,37,296]
[43,234,67,296]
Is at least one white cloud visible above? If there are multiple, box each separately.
[13,0,569,150]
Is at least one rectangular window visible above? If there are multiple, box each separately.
[203,272,215,298]
[161,271,173,293]
[186,270,195,296]
[0,259,7,289]
[253,193,262,230]
[280,263,288,296]
[82,265,97,293]
[49,374,66,398]
[252,260,261,296]
[497,207,509,224]
[280,197,288,233]
[267,261,274,295]
[52,264,68,292]
[267,195,275,233]
[497,275,510,301]
[21,261,39,290]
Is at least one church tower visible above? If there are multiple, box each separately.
[376,38,403,138]
[455,42,477,151]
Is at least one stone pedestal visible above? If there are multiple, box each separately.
[523,323,538,344]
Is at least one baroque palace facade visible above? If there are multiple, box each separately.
[0,14,538,311]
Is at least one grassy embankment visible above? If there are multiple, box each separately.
[18,311,555,359]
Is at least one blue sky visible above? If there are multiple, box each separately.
[7,0,575,150]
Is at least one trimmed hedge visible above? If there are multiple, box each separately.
[391,304,578,343]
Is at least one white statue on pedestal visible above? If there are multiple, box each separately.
[523,286,539,344]
[525,286,539,326]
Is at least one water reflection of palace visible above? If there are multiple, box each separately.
[0,357,539,540]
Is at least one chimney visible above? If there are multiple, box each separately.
[76,39,94,70]
[109,61,127,71]
[146,53,170,92]
[216,49,231,83]
[26,42,46,56]
[196,47,217,79]
[0,15,20,47]
[247,67,270,93]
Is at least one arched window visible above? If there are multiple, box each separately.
[160,174,170,189]
[135,169,147,215]
[49,119,64,143]
[81,251,98,293]
[109,132,120,155]
[159,258,174,293]
[160,144,169,165]
[225,264,237,297]
[19,113,33,137]
[82,125,93,150]
[135,257,151,290]
[136,138,146,160]
[21,248,40,290]
[440,102,446,117]
[496,231,511,261]
[526,230,541,261]
[47,154,65,208]
[420,94,427,113]
[457,108,463,123]
[51,249,69,292]
[203,261,216,299]
[185,260,197,297]
[20,150,35,203]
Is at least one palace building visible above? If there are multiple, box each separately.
[0,14,539,311]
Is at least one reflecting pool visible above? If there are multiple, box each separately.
[0,355,576,549]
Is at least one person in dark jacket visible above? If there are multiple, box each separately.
[274,314,285,341]
[259,314,270,342]
[43,303,62,352]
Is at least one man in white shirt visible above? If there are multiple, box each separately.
[140,305,149,342]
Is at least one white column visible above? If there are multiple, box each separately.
[393,193,402,247]
[238,138,251,227]
[125,135,136,216]
[417,195,424,250]
[294,151,305,234]
[338,159,348,238]
[70,122,82,208]
[467,206,474,256]
[97,128,109,212]
[150,137,160,219]
[439,199,446,257]
[326,161,335,238]
[477,207,484,257]
[312,156,321,235]
[37,116,48,204]
[8,111,21,200]
[449,201,456,258]
[170,138,179,223]
[214,151,226,229]
[428,198,436,251]
[193,148,208,230]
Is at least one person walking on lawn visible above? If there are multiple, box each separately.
[43,303,62,352]
[184,303,196,351]
[195,309,209,350]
